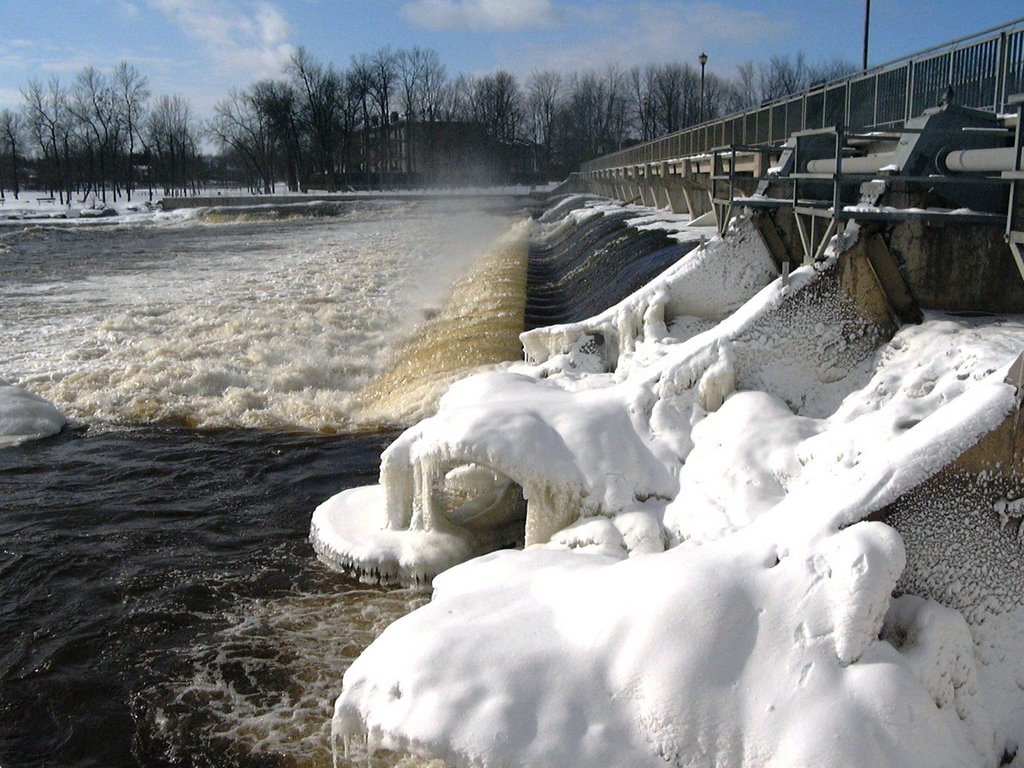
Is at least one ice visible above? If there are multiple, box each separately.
[315,197,1024,766]
[0,381,65,447]
[334,527,993,768]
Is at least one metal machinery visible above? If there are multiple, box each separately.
[711,94,1024,281]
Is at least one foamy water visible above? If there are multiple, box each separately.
[141,587,430,767]
[0,201,526,432]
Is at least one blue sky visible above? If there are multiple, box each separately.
[1,0,1021,116]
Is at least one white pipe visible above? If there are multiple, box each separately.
[943,146,1017,173]
[804,152,896,174]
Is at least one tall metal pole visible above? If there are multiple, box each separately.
[699,52,708,122]
[863,0,871,70]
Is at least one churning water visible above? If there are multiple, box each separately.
[0,199,528,767]
[1,200,521,432]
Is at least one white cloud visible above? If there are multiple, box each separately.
[113,0,141,19]
[512,2,788,76]
[149,0,295,79]
[402,0,557,31]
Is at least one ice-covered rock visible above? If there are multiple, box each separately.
[0,382,66,447]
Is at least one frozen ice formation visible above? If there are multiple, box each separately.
[0,381,66,447]
[314,197,1024,766]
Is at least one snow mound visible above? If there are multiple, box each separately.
[315,200,1024,766]
[336,523,996,768]
[0,382,66,447]
[334,363,1015,768]
[312,215,777,584]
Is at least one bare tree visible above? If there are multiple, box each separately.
[419,49,449,123]
[526,70,562,172]
[471,70,523,143]
[629,65,658,141]
[289,47,344,190]
[369,48,399,183]
[808,58,858,85]
[396,47,449,175]
[70,65,124,202]
[208,89,275,194]
[22,76,73,203]
[113,61,150,201]
[759,52,809,101]
[337,69,365,180]
[0,109,26,199]
[559,66,630,170]
[732,61,761,110]
[251,79,306,192]
[146,94,198,197]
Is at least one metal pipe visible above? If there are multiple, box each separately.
[942,146,1017,173]
[804,152,896,174]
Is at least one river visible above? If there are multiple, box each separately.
[0,199,527,768]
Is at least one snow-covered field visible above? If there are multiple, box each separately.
[314,196,1024,767]
[0,184,554,226]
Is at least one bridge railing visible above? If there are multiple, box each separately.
[582,17,1024,173]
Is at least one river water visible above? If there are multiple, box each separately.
[0,200,527,767]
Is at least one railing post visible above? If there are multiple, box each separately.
[833,125,843,222]
[906,59,915,123]
[872,71,880,128]
[996,31,1009,112]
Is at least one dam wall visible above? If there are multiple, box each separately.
[525,200,703,329]
[573,19,1024,318]
[159,190,549,213]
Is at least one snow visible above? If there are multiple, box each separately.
[0,381,65,447]
[0,184,552,227]
[0,191,179,226]
[312,197,1024,767]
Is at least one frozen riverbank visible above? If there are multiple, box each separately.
[317,196,1024,767]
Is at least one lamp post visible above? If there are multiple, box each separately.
[699,52,708,123]
[863,0,871,70]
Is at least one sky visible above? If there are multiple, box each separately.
[1,0,1022,116]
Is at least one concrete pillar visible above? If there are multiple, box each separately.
[605,170,617,201]
[625,167,642,204]
[664,176,689,214]
[655,162,672,210]
[637,165,656,207]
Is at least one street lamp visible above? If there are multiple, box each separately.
[699,52,708,123]
[862,0,871,70]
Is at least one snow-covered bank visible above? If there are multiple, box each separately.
[315,196,1024,766]
[0,382,65,447]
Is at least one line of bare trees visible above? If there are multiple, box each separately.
[1,62,202,204]
[0,48,854,200]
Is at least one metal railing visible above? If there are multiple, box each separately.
[582,17,1024,173]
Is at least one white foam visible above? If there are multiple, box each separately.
[1,206,519,432]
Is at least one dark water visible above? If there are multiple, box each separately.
[0,425,423,768]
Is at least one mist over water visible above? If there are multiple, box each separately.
[0,200,523,433]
